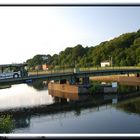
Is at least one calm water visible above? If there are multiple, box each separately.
[0,80,140,133]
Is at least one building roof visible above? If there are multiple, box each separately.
[101,61,110,63]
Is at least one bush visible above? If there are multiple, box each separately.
[0,115,14,133]
[89,81,101,94]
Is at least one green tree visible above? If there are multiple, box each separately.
[26,29,140,68]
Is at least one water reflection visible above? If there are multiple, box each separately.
[104,94,118,104]
[3,92,140,131]
[27,79,48,91]
[48,89,86,101]
[116,97,140,115]
[1,80,140,133]
[0,85,11,89]
[11,90,140,133]
[13,115,31,129]
[0,84,53,111]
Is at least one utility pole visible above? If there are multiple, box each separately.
[75,60,76,68]
[111,56,113,67]
[109,56,113,67]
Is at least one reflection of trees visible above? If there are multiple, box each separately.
[116,97,140,115]
[1,90,140,131]
[74,108,81,116]
[32,80,47,90]
[13,115,31,129]
[0,85,11,89]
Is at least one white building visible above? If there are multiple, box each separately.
[101,61,111,67]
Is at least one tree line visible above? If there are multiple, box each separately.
[26,29,140,69]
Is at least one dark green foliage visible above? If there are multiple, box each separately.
[116,98,140,115]
[0,115,14,133]
[26,29,140,68]
[89,81,101,94]
[32,80,46,90]
[26,54,52,67]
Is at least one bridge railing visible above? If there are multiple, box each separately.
[79,66,140,72]
[28,66,140,76]
[28,68,74,76]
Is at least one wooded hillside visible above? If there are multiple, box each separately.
[26,29,140,68]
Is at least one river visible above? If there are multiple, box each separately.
[0,80,140,133]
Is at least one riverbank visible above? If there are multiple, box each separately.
[90,74,140,86]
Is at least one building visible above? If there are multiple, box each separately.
[101,61,111,67]
[35,65,42,70]
[42,64,49,70]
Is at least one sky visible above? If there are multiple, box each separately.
[1,6,140,64]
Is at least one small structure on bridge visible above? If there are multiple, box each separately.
[42,64,49,70]
[35,65,42,71]
[101,61,111,67]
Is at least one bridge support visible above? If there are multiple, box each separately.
[69,76,80,85]
[69,77,89,85]
[136,86,140,91]
[53,97,59,103]
[60,79,67,84]
[59,78,80,85]
[60,98,67,103]
[75,77,80,83]
[82,77,90,85]
[53,96,69,103]
[136,73,140,77]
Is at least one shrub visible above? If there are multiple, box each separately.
[0,115,14,133]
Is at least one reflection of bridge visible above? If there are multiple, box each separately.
[0,92,140,129]
[0,90,140,117]
[1,90,140,131]
[0,67,140,84]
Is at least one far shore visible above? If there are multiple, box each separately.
[90,74,140,86]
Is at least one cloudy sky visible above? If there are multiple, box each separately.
[0,6,140,64]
